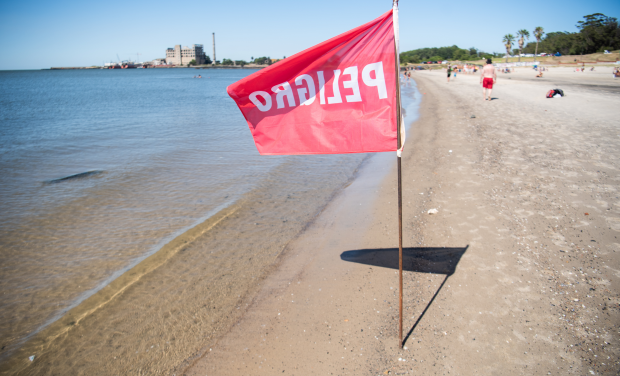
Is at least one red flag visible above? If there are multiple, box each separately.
[227,10,397,155]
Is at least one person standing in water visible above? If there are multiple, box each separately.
[480,58,497,101]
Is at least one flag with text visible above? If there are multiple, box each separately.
[227,10,397,155]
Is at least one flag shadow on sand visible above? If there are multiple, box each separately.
[340,245,468,346]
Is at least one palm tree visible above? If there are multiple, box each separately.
[533,27,544,57]
[502,34,515,63]
[517,29,530,62]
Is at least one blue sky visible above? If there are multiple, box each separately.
[0,0,618,70]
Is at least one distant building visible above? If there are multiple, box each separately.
[151,58,166,66]
[165,44,206,65]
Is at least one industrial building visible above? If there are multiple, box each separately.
[165,44,206,65]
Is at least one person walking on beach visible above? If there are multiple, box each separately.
[480,58,497,101]
[447,65,452,82]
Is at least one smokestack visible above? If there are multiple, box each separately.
[212,33,216,65]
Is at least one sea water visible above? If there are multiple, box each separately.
[0,68,420,363]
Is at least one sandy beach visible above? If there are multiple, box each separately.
[4,66,620,375]
[186,66,620,375]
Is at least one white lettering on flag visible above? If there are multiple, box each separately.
[271,82,296,109]
[249,91,272,112]
[327,69,343,104]
[295,74,316,106]
[342,66,361,102]
[362,62,387,99]
[317,71,326,105]
[249,62,387,112]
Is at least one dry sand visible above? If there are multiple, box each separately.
[186,67,620,375]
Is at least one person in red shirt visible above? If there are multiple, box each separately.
[480,58,497,101]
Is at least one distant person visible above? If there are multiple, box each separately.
[536,67,544,78]
[198,75,202,78]
[447,65,452,82]
[480,58,497,101]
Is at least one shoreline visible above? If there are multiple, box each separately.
[184,75,436,376]
[1,152,370,373]
[187,67,620,375]
[1,76,421,376]
[46,65,267,70]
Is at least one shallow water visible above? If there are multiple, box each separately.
[0,68,420,370]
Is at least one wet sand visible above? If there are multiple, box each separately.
[187,67,620,375]
[2,155,369,375]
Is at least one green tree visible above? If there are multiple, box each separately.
[533,27,544,57]
[253,56,271,65]
[517,29,530,61]
[235,60,247,66]
[502,34,515,62]
[221,58,233,65]
[453,48,471,61]
[188,59,197,66]
[577,13,620,54]
[399,45,463,62]
[523,14,619,56]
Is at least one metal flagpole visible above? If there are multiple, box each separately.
[392,0,404,349]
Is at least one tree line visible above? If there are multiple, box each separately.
[502,13,619,62]
[401,13,619,64]
[523,14,619,56]
[399,46,499,64]
[186,56,277,66]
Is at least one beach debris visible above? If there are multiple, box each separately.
[546,88,564,98]
[470,115,476,118]
[585,213,589,216]
[449,150,452,153]
[428,208,438,215]
[29,355,35,362]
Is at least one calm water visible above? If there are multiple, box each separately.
[0,68,419,361]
